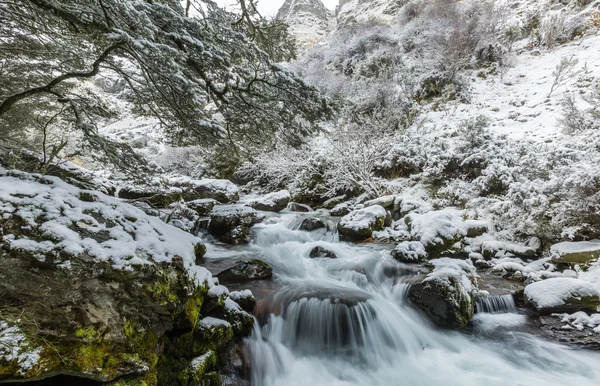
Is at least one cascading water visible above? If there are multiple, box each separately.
[212,212,600,386]
[475,294,518,314]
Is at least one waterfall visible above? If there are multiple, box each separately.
[211,212,600,386]
[476,294,518,314]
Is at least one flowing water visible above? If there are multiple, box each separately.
[207,212,600,386]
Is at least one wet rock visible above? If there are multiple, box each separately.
[309,246,338,259]
[216,260,273,283]
[208,205,264,244]
[537,314,600,350]
[288,202,311,212]
[249,190,291,212]
[407,258,477,328]
[391,241,427,263]
[550,241,600,264]
[299,217,326,231]
[338,205,386,241]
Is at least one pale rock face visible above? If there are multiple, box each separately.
[336,0,401,28]
[276,0,333,50]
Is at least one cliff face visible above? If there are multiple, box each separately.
[276,0,333,50]
[277,0,402,49]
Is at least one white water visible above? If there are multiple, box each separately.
[216,213,600,386]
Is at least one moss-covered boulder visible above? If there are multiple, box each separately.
[337,205,387,241]
[0,171,253,385]
[407,258,478,328]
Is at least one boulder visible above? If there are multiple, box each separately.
[550,241,600,264]
[186,198,218,216]
[391,241,427,263]
[408,258,477,328]
[299,217,327,231]
[118,186,183,208]
[337,205,387,241]
[288,202,312,212]
[170,177,240,203]
[364,195,396,209]
[249,190,291,212]
[0,171,252,385]
[405,208,468,256]
[216,260,273,283]
[309,246,338,259]
[208,205,264,244]
[330,202,351,217]
[524,278,600,315]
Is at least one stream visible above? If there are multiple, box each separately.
[205,211,600,386]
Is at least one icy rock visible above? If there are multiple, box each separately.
[550,241,600,264]
[337,205,387,241]
[249,190,291,212]
[524,277,600,314]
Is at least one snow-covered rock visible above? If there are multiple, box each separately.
[337,205,387,241]
[408,258,478,328]
[550,241,600,264]
[330,202,351,216]
[391,241,427,263]
[249,190,291,212]
[170,177,240,203]
[524,277,600,314]
[405,209,468,255]
[208,205,264,244]
[364,195,396,209]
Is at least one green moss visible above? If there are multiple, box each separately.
[178,351,217,386]
[185,292,205,328]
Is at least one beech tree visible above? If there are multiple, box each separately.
[0,0,331,169]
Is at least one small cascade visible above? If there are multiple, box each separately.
[476,294,518,314]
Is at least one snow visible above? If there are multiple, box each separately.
[200,317,231,328]
[0,321,42,374]
[425,258,477,293]
[364,195,395,208]
[556,311,600,333]
[208,285,230,298]
[392,241,427,262]
[338,205,386,231]
[170,177,240,200]
[249,190,291,207]
[524,278,600,309]
[550,240,600,262]
[0,171,212,287]
[229,289,254,301]
[407,208,467,247]
[211,204,259,218]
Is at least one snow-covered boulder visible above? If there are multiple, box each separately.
[117,185,183,208]
[208,205,264,244]
[405,209,468,255]
[364,195,396,209]
[186,198,218,216]
[408,258,478,328]
[524,278,600,314]
[0,171,251,383]
[170,177,240,203]
[550,241,600,264]
[337,205,387,241]
[249,190,291,212]
[330,202,351,216]
[391,241,427,263]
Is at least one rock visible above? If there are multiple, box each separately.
[187,198,218,216]
[524,278,600,315]
[330,202,351,216]
[550,241,600,264]
[249,190,291,212]
[118,186,183,208]
[170,177,240,203]
[337,205,387,241]
[288,202,312,212]
[299,217,326,231]
[465,220,490,237]
[208,205,264,244]
[474,240,539,260]
[407,258,477,328]
[228,290,257,313]
[364,195,395,209]
[216,260,273,283]
[0,171,252,384]
[309,246,338,259]
[405,209,468,256]
[322,195,347,210]
[391,241,427,263]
